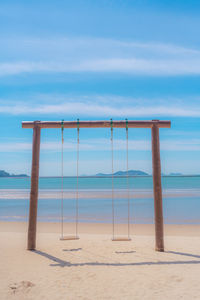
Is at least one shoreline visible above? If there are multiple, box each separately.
[1,188,200,199]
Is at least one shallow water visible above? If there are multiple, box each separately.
[0,176,200,224]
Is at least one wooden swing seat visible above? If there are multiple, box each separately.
[60,236,79,241]
[112,237,132,241]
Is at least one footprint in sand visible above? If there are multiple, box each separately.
[9,281,35,294]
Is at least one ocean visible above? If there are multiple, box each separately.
[0,176,200,224]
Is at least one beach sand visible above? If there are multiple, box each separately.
[1,222,200,300]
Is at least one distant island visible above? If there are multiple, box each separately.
[96,170,149,176]
[169,173,183,176]
[0,170,28,177]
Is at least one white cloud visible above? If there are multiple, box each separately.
[2,36,200,57]
[1,58,200,76]
[1,37,200,76]
[0,96,200,117]
[2,138,200,153]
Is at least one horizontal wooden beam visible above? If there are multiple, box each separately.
[22,120,171,129]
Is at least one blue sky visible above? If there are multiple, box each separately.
[1,0,200,176]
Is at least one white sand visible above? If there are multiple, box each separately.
[1,222,200,300]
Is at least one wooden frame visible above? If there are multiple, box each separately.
[22,119,171,251]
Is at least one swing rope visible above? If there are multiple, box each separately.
[126,119,131,239]
[110,119,115,240]
[76,118,79,238]
[111,118,131,241]
[61,119,64,239]
[60,119,79,241]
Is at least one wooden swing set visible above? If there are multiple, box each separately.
[22,119,171,252]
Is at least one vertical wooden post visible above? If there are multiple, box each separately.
[27,121,41,250]
[151,121,164,252]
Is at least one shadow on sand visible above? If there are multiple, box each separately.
[166,250,200,259]
[63,248,82,252]
[115,251,136,254]
[33,249,200,268]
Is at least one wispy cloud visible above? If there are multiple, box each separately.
[2,138,200,152]
[0,95,200,117]
[2,37,200,57]
[1,58,200,76]
[1,37,200,76]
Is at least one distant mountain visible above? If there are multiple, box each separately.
[0,170,28,177]
[96,170,149,176]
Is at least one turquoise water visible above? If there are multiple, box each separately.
[0,175,200,190]
[0,176,200,224]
